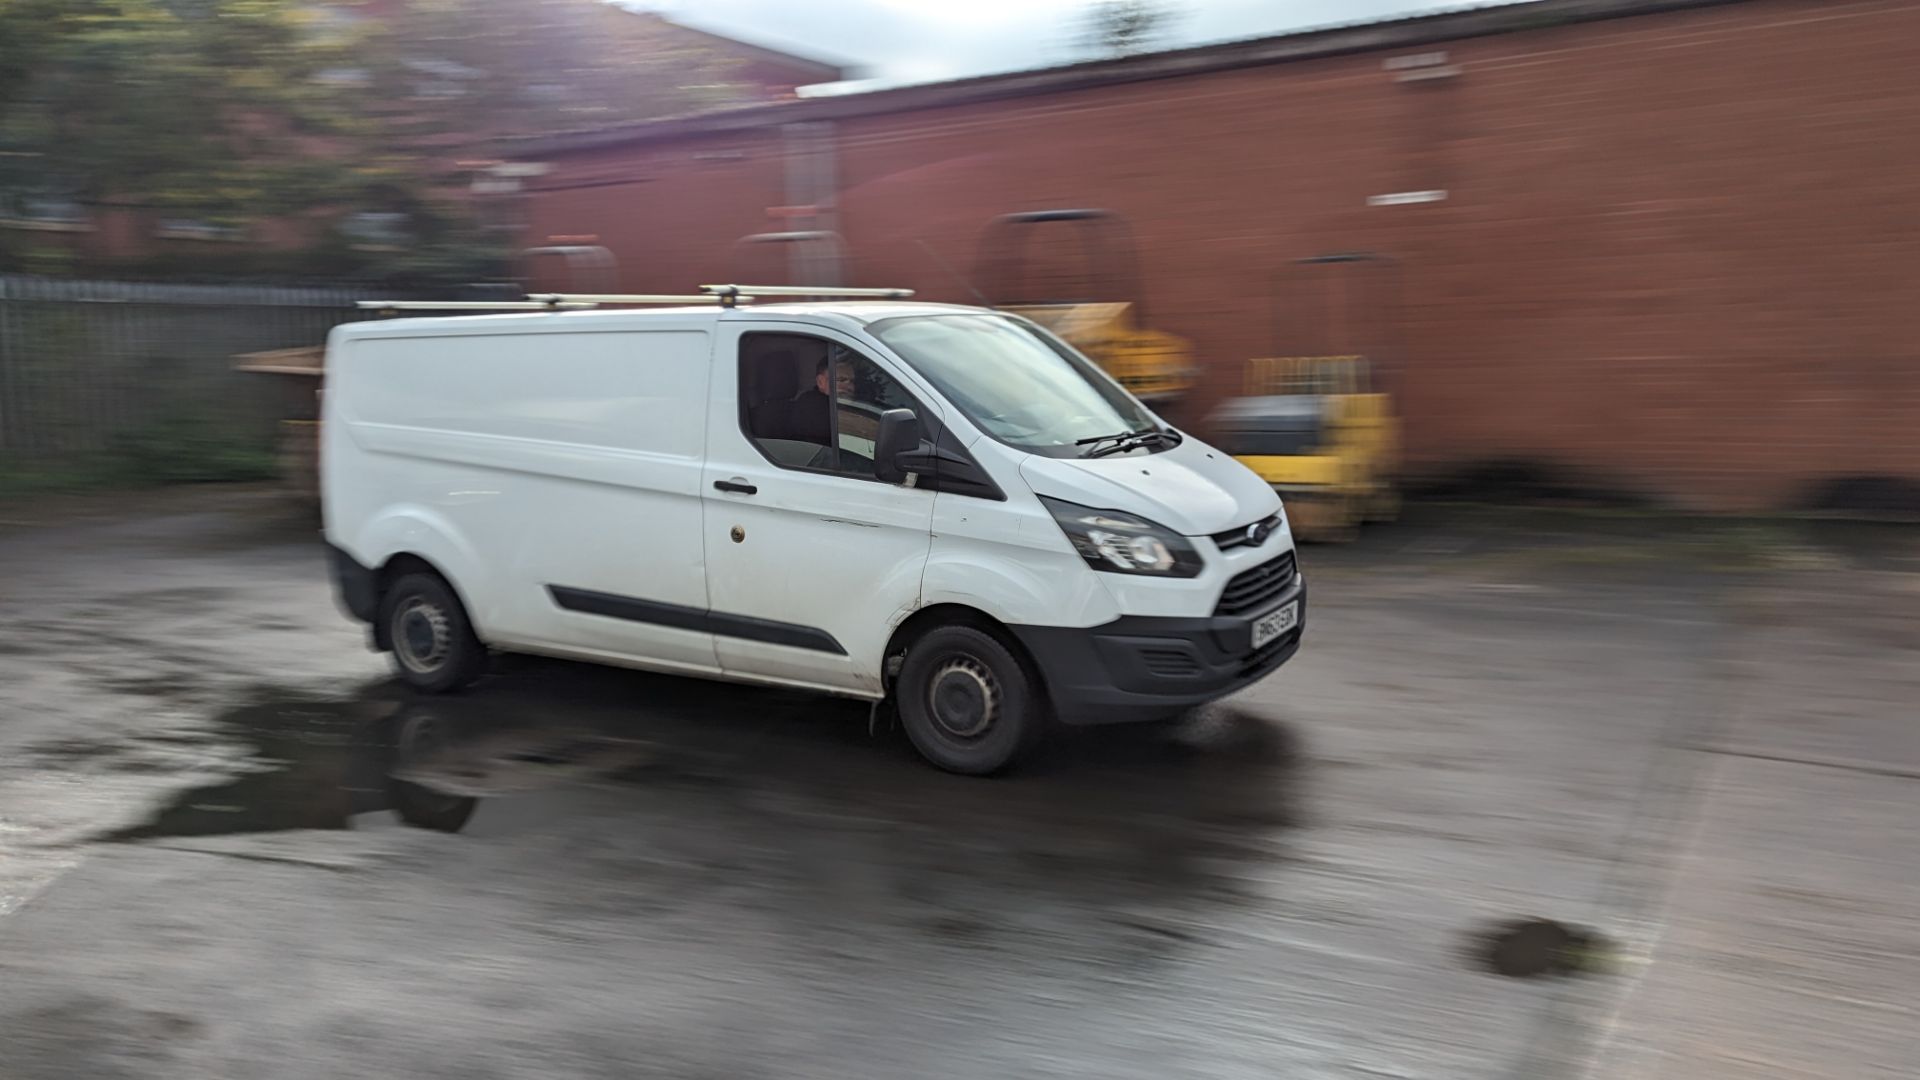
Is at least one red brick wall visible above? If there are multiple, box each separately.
[521,0,1920,511]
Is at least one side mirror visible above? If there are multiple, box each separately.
[874,408,922,484]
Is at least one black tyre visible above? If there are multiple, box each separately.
[379,572,488,693]
[896,625,1042,775]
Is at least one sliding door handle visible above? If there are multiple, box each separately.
[713,479,758,495]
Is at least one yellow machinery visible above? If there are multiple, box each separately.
[977,209,1197,404]
[1212,253,1402,542]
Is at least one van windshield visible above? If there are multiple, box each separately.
[869,313,1167,458]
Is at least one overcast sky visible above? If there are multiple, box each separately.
[630,1,1535,90]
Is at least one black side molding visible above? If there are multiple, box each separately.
[548,586,708,635]
[547,585,847,656]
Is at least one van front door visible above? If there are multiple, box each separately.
[701,325,937,694]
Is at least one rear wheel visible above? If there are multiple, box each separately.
[896,625,1041,775]
[380,572,488,693]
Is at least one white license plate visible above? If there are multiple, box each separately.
[1251,602,1299,651]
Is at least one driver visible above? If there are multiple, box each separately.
[791,354,857,445]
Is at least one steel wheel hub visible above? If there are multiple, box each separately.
[928,657,999,739]
[394,598,452,674]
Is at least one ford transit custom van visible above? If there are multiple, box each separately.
[323,289,1305,774]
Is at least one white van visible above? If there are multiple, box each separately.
[322,290,1305,774]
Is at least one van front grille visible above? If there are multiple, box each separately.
[1215,551,1296,617]
[1211,513,1283,552]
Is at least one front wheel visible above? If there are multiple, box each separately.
[896,625,1042,775]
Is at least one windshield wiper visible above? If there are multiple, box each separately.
[1077,428,1182,458]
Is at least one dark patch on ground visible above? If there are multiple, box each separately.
[19,737,129,767]
[1473,918,1616,978]
[130,730,232,748]
[96,672,205,701]
[110,587,234,613]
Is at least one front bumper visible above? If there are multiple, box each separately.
[1010,573,1306,725]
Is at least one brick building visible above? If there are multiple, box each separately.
[509,0,1920,511]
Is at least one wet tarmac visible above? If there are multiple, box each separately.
[89,659,1308,895]
[2,490,1916,1079]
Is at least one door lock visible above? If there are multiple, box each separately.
[730,525,745,544]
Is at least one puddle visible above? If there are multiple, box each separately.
[103,695,474,839]
[97,681,660,840]
[88,656,1311,943]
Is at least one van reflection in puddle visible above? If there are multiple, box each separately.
[106,696,482,840]
[384,710,479,831]
[104,679,669,842]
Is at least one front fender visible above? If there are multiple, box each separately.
[921,539,1118,629]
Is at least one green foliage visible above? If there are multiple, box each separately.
[0,417,277,496]
[0,0,111,119]
[1,0,349,214]
[104,412,280,485]
[0,0,745,284]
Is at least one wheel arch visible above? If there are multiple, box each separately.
[882,603,1048,705]
[370,552,481,651]
[341,504,489,644]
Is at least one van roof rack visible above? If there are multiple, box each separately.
[356,284,915,316]
[525,293,751,306]
[700,284,915,307]
[356,300,600,314]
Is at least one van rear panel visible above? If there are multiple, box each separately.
[323,321,716,667]
[344,329,708,455]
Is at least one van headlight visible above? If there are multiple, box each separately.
[1039,496,1203,578]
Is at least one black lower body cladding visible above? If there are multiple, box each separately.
[326,543,380,625]
[1011,574,1307,725]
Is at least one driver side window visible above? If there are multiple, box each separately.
[739,332,918,480]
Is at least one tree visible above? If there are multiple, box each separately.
[0,0,745,281]
[1077,0,1184,59]
[361,1,743,143]
[0,0,109,118]
[1,1,359,229]
[305,0,745,282]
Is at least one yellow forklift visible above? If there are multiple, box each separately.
[1211,252,1402,542]
[976,209,1197,404]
